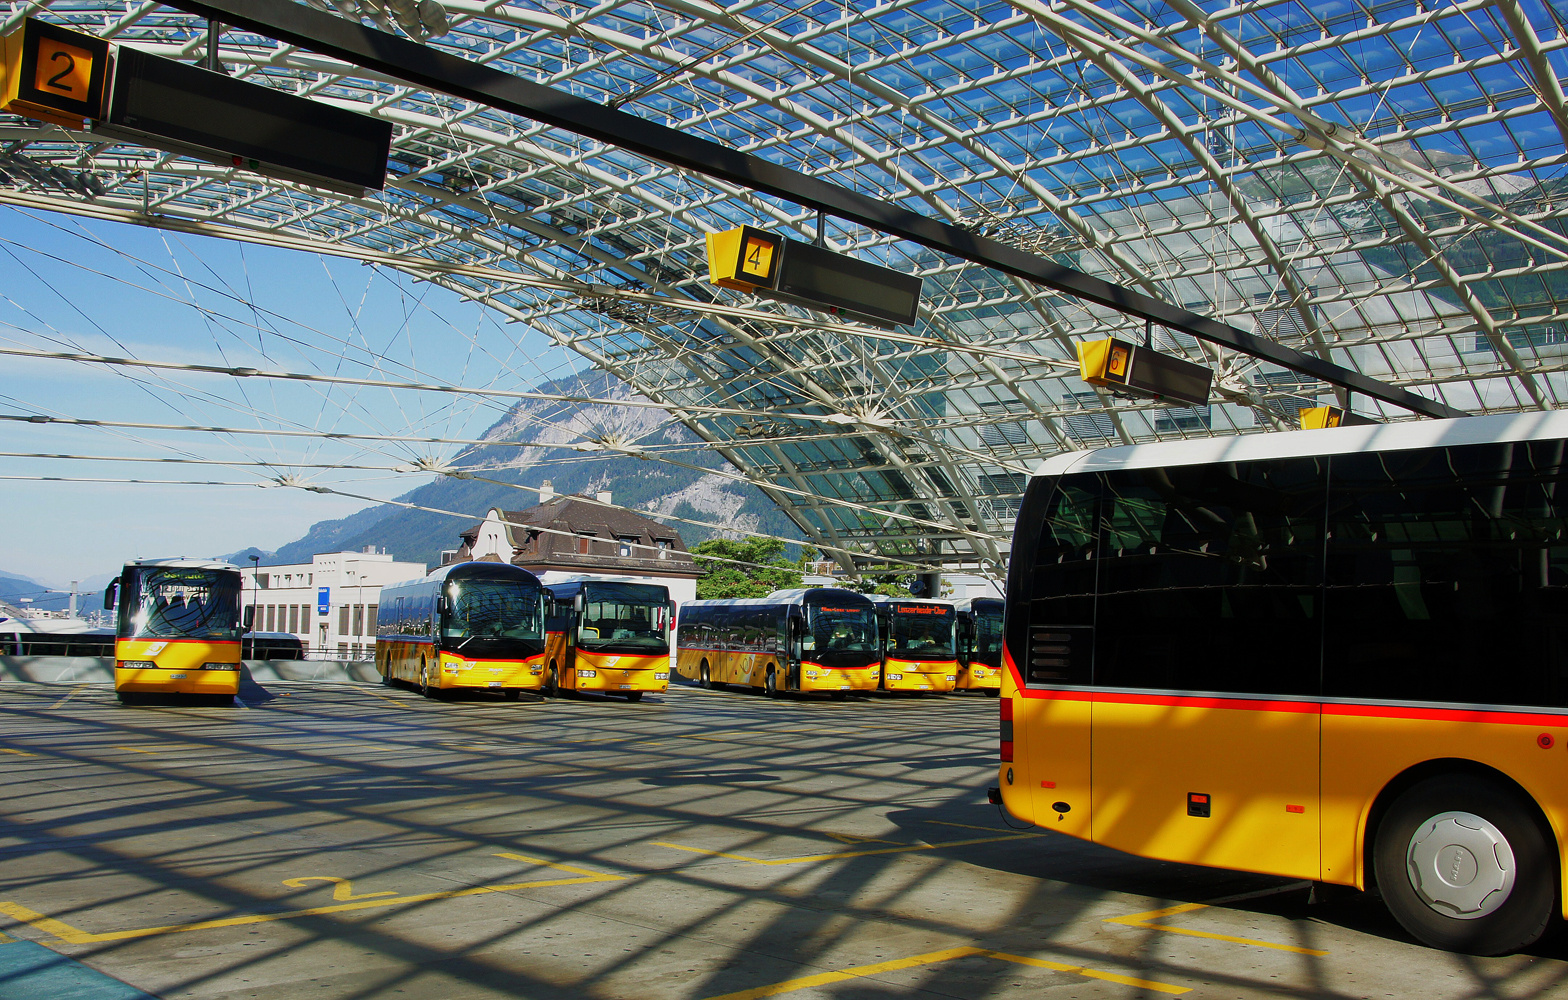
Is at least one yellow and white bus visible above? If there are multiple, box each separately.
[104,559,249,705]
[954,596,1003,695]
[543,578,672,702]
[376,562,545,699]
[866,595,958,694]
[676,588,881,697]
[999,411,1568,954]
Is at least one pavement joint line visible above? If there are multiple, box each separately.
[1103,902,1330,955]
[653,832,1036,866]
[696,945,1189,1000]
[0,863,634,943]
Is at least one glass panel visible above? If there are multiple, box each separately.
[1094,457,1327,695]
[124,567,243,640]
[1324,440,1568,708]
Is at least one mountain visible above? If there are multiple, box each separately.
[250,368,800,569]
[0,571,117,613]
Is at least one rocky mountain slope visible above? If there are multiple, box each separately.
[242,369,798,570]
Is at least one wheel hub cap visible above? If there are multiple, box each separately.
[1406,810,1515,919]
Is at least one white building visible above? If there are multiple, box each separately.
[241,548,425,659]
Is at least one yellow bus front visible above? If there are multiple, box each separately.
[437,650,546,691]
[882,656,958,693]
[955,659,1001,692]
[799,660,881,692]
[566,649,669,694]
[115,638,241,696]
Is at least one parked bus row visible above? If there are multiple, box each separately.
[99,558,999,705]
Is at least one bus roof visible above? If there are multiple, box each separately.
[683,588,873,610]
[383,560,541,593]
[127,559,240,572]
[1032,411,1568,479]
[863,594,954,608]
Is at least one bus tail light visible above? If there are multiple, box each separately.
[1000,696,1014,762]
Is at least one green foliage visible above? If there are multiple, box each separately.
[691,537,804,599]
[844,565,913,598]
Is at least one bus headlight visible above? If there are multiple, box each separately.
[654,672,668,680]
[201,662,240,671]
[577,670,596,678]
[806,670,818,678]
[947,675,956,682]
[888,674,902,681]
[118,660,155,669]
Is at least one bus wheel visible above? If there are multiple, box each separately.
[116,691,139,706]
[380,670,393,688]
[419,661,434,698]
[984,688,1000,698]
[626,691,643,703]
[544,664,558,698]
[698,662,711,689]
[764,667,778,699]
[502,689,520,701]
[1374,774,1555,955]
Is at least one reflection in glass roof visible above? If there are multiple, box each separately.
[2,0,1566,576]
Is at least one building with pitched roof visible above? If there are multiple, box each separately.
[445,482,700,603]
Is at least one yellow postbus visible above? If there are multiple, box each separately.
[542,578,671,702]
[675,588,881,697]
[954,596,1003,696]
[998,411,1568,954]
[866,595,958,694]
[104,559,249,705]
[376,562,545,699]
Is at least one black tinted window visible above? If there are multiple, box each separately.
[1324,440,1568,707]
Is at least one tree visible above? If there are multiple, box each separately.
[691,538,804,599]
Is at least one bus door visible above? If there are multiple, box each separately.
[785,612,804,686]
[1087,463,1325,882]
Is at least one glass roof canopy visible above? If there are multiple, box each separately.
[2,0,1566,575]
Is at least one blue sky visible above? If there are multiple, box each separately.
[0,205,580,586]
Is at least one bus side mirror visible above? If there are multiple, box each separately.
[574,594,584,614]
[435,593,448,614]
[103,579,118,611]
[243,606,255,630]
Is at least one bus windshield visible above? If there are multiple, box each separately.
[579,584,670,651]
[123,567,243,640]
[444,579,542,643]
[889,607,955,659]
[974,607,1003,658]
[805,604,878,652]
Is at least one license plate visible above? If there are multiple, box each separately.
[169,673,186,679]
[487,681,501,688]
[619,684,632,689]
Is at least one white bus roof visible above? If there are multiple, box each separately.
[1032,411,1568,479]
[130,559,241,571]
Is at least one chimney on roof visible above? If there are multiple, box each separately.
[539,480,556,504]
[596,490,612,505]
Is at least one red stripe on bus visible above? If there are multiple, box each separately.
[1005,647,1568,725]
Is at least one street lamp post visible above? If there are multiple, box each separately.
[248,555,260,658]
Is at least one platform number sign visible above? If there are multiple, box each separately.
[0,19,110,128]
[737,231,778,285]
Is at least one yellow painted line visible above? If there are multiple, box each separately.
[492,852,617,880]
[697,945,1188,1000]
[0,749,37,757]
[115,746,162,754]
[0,930,12,944]
[0,866,630,943]
[1104,903,1329,956]
[927,820,1024,834]
[365,692,409,710]
[48,685,86,709]
[655,832,1035,866]
[984,950,1189,994]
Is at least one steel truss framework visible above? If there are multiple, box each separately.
[2,0,1566,574]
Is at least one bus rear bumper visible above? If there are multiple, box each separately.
[801,666,880,692]
[569,669,669,693]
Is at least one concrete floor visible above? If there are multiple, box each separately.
[0,679,1564,1000]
